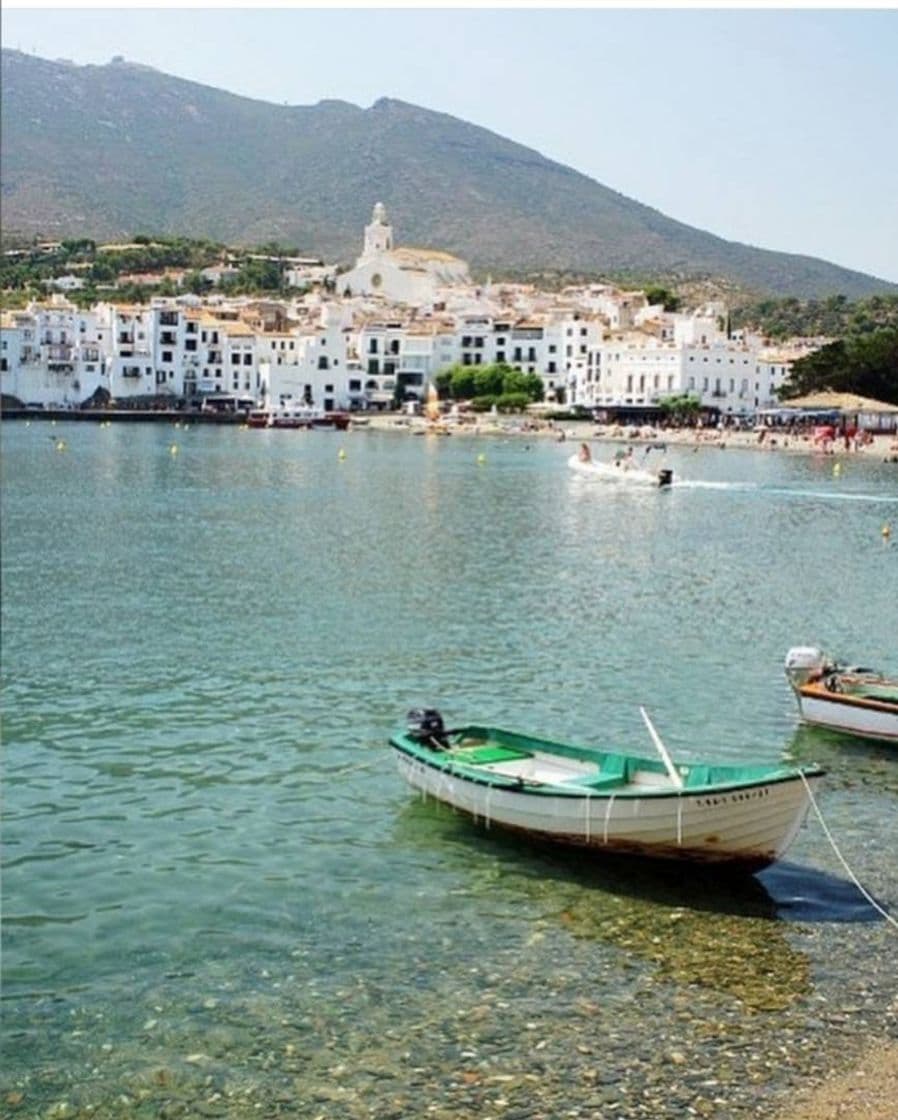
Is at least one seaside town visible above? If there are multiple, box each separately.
[1,203,828,423]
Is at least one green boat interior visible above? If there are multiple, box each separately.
[403,724,797,793]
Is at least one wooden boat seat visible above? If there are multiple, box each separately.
[683,765,713,789]
[563,754,631,790]
[563,773,629,791]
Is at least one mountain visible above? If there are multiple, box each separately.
[2,49,894,299]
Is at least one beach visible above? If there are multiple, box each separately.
[772,1040,898,1119]
[356,412,898,462]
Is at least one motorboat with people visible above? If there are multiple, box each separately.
[569,443,673,487]
[784,647,898,744]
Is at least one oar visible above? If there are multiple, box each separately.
[639,707,684,789]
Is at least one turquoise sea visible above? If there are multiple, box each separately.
[2,420,897,1119]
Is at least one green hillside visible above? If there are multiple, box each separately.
[2,49,895,299]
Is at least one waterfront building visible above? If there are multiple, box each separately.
[1,298,106,408]
[1,220,826,416]
[99,303,156,401]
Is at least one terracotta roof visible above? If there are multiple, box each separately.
[391,247,465,265]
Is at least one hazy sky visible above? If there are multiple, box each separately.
[3,4,897,282]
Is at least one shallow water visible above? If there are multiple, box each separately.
[2,422,897,1118]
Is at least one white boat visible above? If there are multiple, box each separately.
[785,647,898,744]
[568,448,673,487]
[246,404,349,430]
[390,709,824,869]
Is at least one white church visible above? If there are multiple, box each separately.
[338,202,470,305]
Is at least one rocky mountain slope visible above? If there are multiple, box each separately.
[2,49,894,299]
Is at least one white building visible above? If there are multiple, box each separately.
[575,318,784,415]
[1,298,107,407]
[98,303,156,400]
[338,203,470,305]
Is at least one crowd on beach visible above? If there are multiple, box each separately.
[370,411,898,462]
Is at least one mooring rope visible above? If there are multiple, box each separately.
[800,771,898,931]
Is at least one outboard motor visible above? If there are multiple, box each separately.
[406,708,449,748]
[784,647,829,690]
[657,468,674,488]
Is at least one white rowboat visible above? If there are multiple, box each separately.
[390,710,824,869]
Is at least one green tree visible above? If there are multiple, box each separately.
[473,363,506,398]
[644,286,681,312]
[658,394,701,424]
[781,329,898,405]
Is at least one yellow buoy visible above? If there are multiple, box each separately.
[477,453,486,464]
[833,462,842,477]
[338,448,346,460]
[55,439,67,452]
[169,444,179,456]
[883,523,892,539]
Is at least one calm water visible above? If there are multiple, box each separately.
[2,421,897,1119]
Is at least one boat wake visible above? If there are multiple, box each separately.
[674,480,896,504]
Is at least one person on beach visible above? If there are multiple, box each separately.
[578,442,592,463]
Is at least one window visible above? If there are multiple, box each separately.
[243,354,252,366]
[231,353,240,365]
[185,340,197,351]
[162,351,173,363]
[318,356,329,370]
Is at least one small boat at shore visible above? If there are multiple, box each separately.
[246,405,350,430]
[785,647,898,744]
[568,445,673,487]
[390,709,824,869]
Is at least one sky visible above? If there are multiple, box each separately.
[3,4,898,283]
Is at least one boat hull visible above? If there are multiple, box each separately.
[796,686,898,743]
[392,746,821,869]
[568,454,669,487]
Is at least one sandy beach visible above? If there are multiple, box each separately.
[772,1039,898,1120]
[356,411,898,463]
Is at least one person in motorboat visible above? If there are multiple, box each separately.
[578,442,592,463]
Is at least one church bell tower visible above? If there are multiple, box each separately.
[363,202,393,260]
